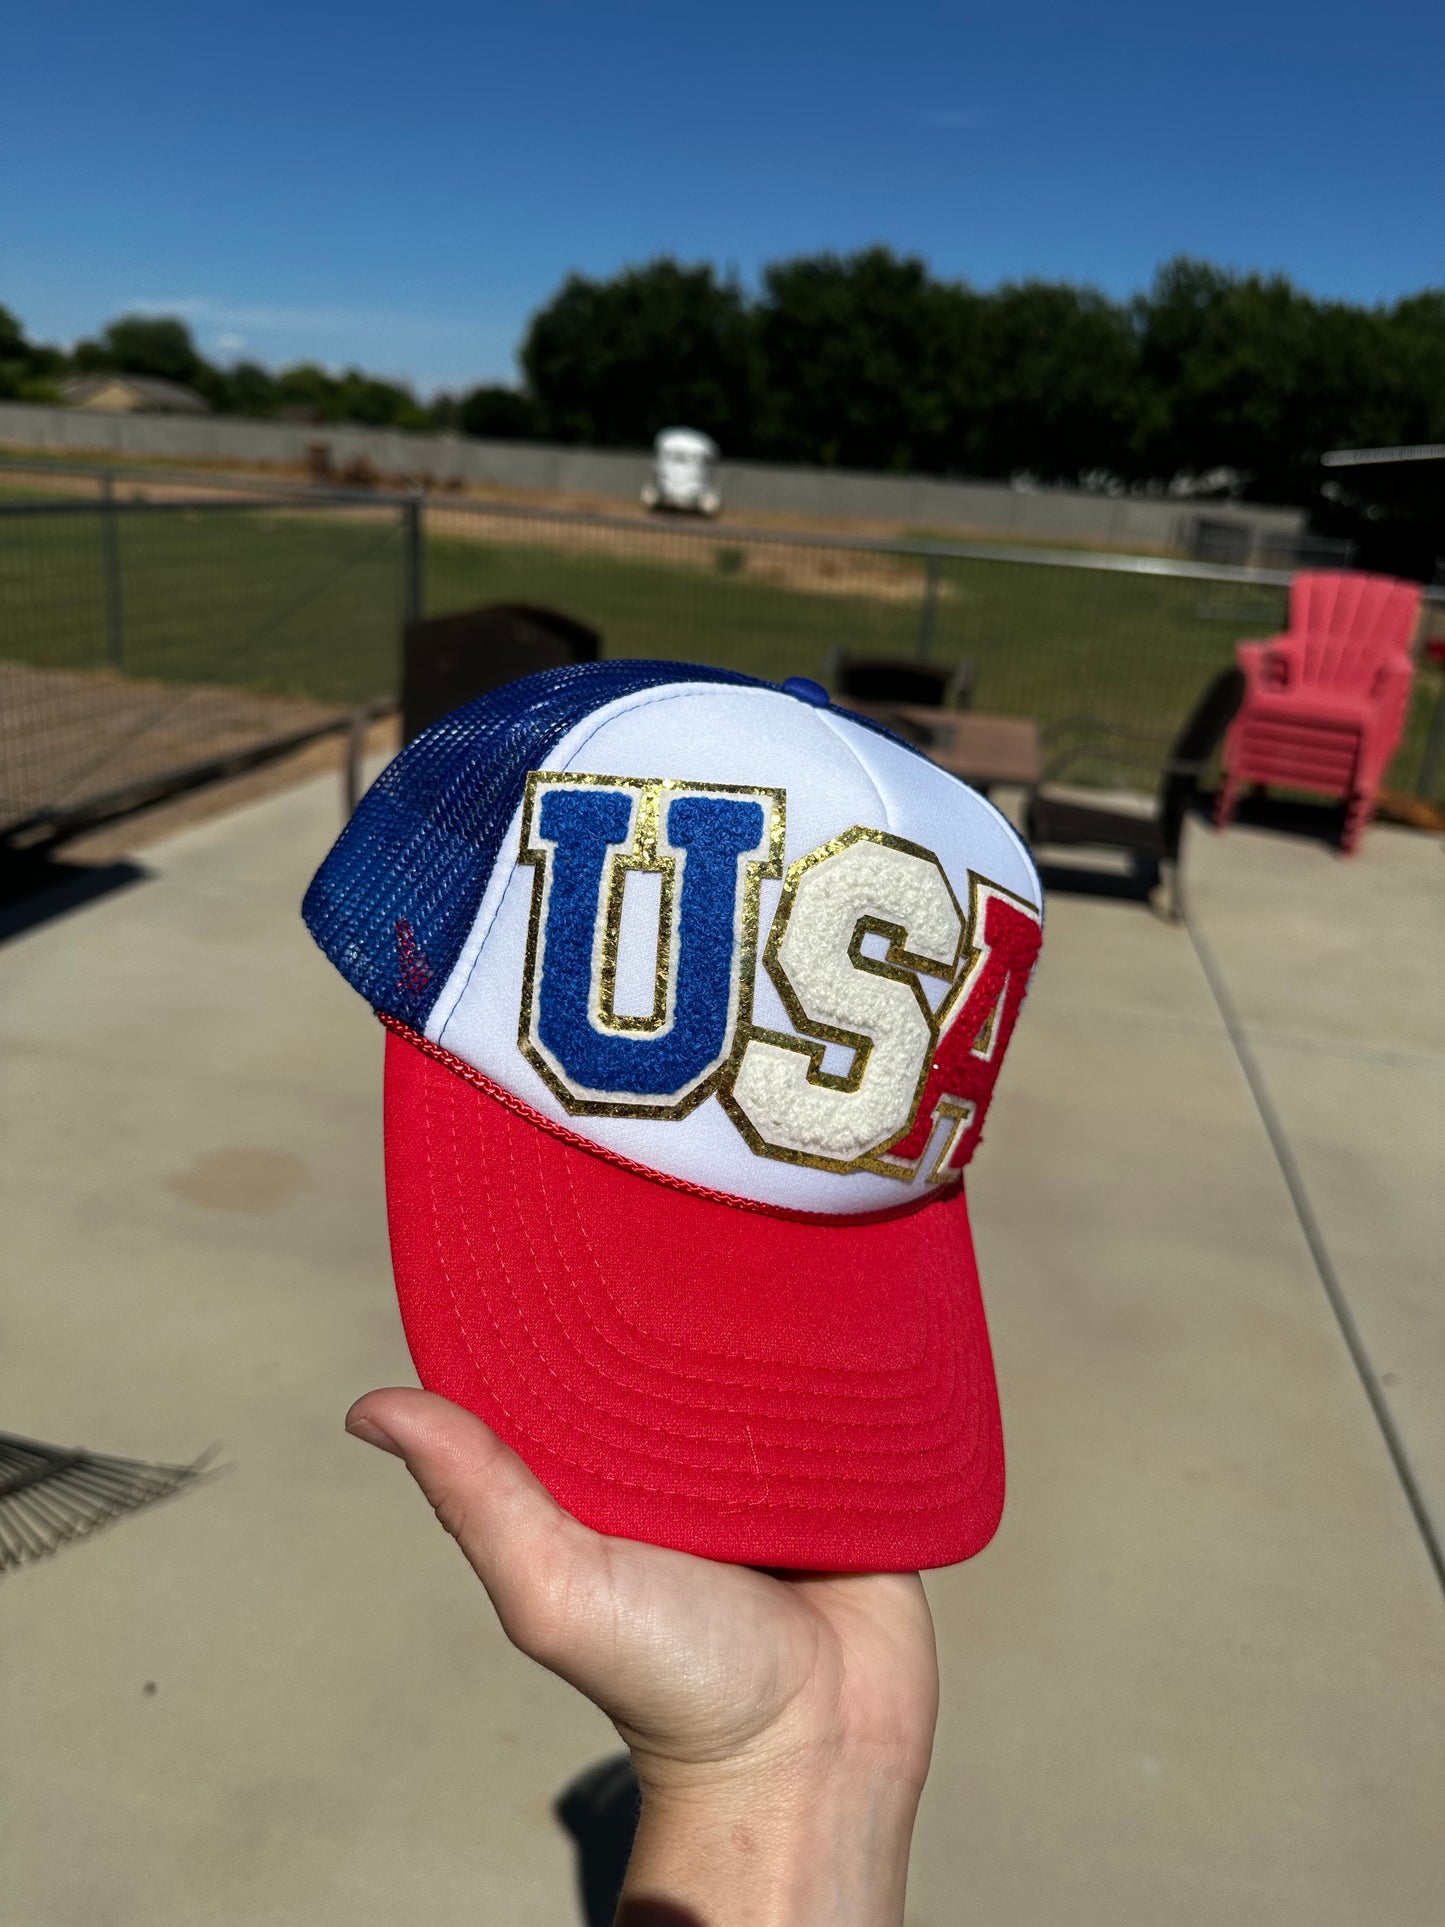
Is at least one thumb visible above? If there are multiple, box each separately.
[345,1387,590,1659]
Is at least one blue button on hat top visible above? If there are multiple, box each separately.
[781,677,830,707]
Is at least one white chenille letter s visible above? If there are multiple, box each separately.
[727,832,963,1170]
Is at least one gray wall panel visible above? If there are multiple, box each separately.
[0,402,1303,549]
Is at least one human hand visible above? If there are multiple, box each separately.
[346,1387,939,1927]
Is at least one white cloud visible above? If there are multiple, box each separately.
[124,297,473,343]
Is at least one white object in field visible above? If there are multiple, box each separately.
[642,427,722,516]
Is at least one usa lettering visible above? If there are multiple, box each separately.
[518,771,1041,1180]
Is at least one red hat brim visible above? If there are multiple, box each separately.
[382,1022,1005,1572]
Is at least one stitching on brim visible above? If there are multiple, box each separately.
[485,1068,960,1457]
[414,1060,989,1499]
[525,1114,959,1431]
[553,1129,939,1385]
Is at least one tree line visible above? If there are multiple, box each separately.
[3,250,1444,518]
[509,253,1445,516]
[0,306,442,434]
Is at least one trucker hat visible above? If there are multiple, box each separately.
[304,661,1043,1572]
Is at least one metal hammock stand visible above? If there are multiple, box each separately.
[0,1429,211,1573]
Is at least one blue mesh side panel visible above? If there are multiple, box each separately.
[301,659,765,1030]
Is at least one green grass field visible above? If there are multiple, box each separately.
[428,525,1440,793]
[426,524,1290,726]
[1,500,1439,796]
[0,504,405,702]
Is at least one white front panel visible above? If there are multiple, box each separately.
[427,682,1040,1215]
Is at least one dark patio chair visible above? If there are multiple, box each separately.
[402,602,601,744]
[825,649,975,711]
[1024,666,1244,920]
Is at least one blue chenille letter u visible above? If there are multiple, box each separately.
[519,776,779,1115]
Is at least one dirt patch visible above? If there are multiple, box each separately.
[0,659,348,839]
[1,449,1144,551]
[167,1148,310,1213]
[46,716,399,863]
[424,500,943,604]
[1376,788,1445,832]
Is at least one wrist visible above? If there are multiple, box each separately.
[619,1739,929,1927]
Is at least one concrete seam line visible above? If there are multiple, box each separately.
[1186,912,1445,1603]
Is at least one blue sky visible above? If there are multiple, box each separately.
[3,0,1441,395]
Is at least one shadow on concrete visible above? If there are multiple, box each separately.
[1033,857,1161,910]
[557,1753,641,1927]
[1034,788,1354,914]
[0,854,149,945]
[1220,791,1347,850]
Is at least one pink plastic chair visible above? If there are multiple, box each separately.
[1215,571,1421,853]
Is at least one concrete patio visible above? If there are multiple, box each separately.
[1,773,1441,1926]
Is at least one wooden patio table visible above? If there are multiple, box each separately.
[835,699,1041,791]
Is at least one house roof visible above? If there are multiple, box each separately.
[62,374,212,414]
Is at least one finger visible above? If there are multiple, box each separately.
[345,1387,597,1659]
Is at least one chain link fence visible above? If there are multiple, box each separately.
[423,498,1445,796]
[2,460,1442,852]
[0,465,412,848]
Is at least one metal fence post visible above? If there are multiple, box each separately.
[915,550,942,660]
[99,472,125,669]
[343,709,367,819]
[402,491,424,627]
